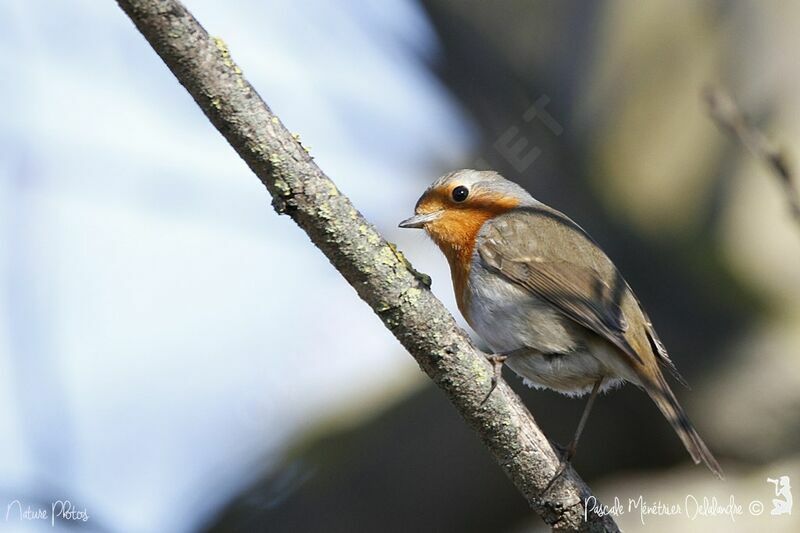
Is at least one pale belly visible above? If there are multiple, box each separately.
[466,262,630,396]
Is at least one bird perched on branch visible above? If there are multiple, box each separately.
[399,169,723,483]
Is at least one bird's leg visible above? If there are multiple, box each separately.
[482,348,529,402]
[542,378,603,493]
[483,348,534,402]
[565,377,603,460]
[486,354,508,397]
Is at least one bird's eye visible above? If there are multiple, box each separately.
[451,185,469,202]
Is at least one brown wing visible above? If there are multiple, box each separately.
[641,309,690,388]
[479,207,717,474]
[477,208,646,366]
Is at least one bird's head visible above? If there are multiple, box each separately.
[399,169,533,260]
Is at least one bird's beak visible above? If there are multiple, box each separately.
[398,211,442,229]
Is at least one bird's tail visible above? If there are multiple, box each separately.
[646,375,724,479]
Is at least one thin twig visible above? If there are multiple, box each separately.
[115,1,619,530]
[703,86,800,225]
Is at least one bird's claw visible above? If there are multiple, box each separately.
[482,354,508,403]
[542,460,571,494]
[541,441,576,494]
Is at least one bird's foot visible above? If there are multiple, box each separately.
[551,440,576,460]
[542,460,570,494]
[542,441,576,494]
[482,354,508,403]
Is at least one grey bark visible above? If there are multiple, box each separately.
[115,1,619,530]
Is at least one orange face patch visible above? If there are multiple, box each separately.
[416,184,519,319]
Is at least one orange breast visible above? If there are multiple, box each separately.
[446,246,473,323]
[424,195,520,323]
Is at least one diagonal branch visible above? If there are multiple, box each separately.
[115,1,618,530]
[704,86,800,228]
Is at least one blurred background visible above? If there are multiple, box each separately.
[1,0,799,531]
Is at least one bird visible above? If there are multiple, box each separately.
[399,169,723,482]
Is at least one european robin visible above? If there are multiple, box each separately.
[399,169,723,481]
